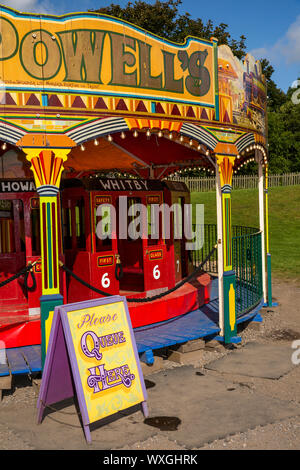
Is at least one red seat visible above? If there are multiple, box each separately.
[123,266,143,274]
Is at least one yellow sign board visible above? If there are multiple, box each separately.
[0,6,217,107]
[37,295,148,443]
[67,300,146,424]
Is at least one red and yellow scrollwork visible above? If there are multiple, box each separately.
[24,149,70,193]
[216,154,236,190]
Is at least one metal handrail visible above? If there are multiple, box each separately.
[190,224,263,317]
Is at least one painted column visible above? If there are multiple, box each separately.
[216,154,237,343]
[257,152,267,304]
[24,148,70,365]
[216,169,224,336]
[264,164,273,306]
[211,36,220,122]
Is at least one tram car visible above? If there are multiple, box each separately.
[0,177,212,348]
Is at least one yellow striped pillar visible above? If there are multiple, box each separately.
[216,154,237,342]
[24,148,70,365]
[265,164,273,306]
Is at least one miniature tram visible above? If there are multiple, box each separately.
[0,177,211,347]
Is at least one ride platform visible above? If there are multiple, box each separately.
[0,272,212,348]
[0,278,264,393]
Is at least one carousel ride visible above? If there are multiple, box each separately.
[0,5,272,376]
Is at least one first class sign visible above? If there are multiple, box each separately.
[0,7,216,106]
[37,295,148,443]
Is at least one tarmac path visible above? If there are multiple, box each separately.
[0,279,300,451]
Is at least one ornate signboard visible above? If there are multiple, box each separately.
[37,296,148,443]
[0,8,217,108]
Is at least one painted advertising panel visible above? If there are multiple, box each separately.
[0,6,217,109]
[218,45,267,135]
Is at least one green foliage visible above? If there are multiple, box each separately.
[192,186,300,281]
[260,58,286,111]
[92,0,247,58]
[259,59,300,173]
[90,1,299,175]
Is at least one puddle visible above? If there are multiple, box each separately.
[144,416,181,431]
[144,379,156,389]
[266,329,300,341]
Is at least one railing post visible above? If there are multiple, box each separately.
[216,154,237,343]
[257,151,267,304]
[264,164,273,306]
[216,170,224,336]
[24,148,70,366]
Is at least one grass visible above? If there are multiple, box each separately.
[191,185,300,281]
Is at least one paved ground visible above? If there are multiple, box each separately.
[0,278,300,451]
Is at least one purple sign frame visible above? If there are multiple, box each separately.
[37,295,148,443]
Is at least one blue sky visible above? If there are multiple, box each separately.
[1,0,300,92]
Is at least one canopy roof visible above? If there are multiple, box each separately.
[0,5,268,178]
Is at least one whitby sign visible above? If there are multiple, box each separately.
[0,8,216,106]
[37,296,148,443]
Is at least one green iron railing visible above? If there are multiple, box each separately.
[191,224,263,316]
[232,229,263,316]
[191,223,218,274]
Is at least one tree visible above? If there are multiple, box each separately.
[267,102,300,174]
[90,2,299,175]
[260,58,286,111]
[91,0,247,59]
[265,77,300,174]
[258,59,299,174]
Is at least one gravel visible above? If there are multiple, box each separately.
[1,279,300,450]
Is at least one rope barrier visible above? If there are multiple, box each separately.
[115,254,124,281]
[24,269,37,292]
[60,263,112,297]
[128,244,217,303]
[0,260,39,290]
[60,245,217,304]
[0,245,217,302]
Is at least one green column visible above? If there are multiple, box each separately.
[216,154,237,343]
[38,192,63,367]
[24,148,70,368]
[222,190,237,342]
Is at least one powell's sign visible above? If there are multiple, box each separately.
[0,8,216,107]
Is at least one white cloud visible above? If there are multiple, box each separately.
[1,0,57,14]
[275,15,300,64]
[249,47,269,61]
[1,0,37,8]
[250,15,300,66]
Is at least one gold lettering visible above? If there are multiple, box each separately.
[110,33,137,87]
[137,40,162,90]
[20,29,61,80]
[58,30,105,83]
[162,50,183,93]
[0,18,18,61]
